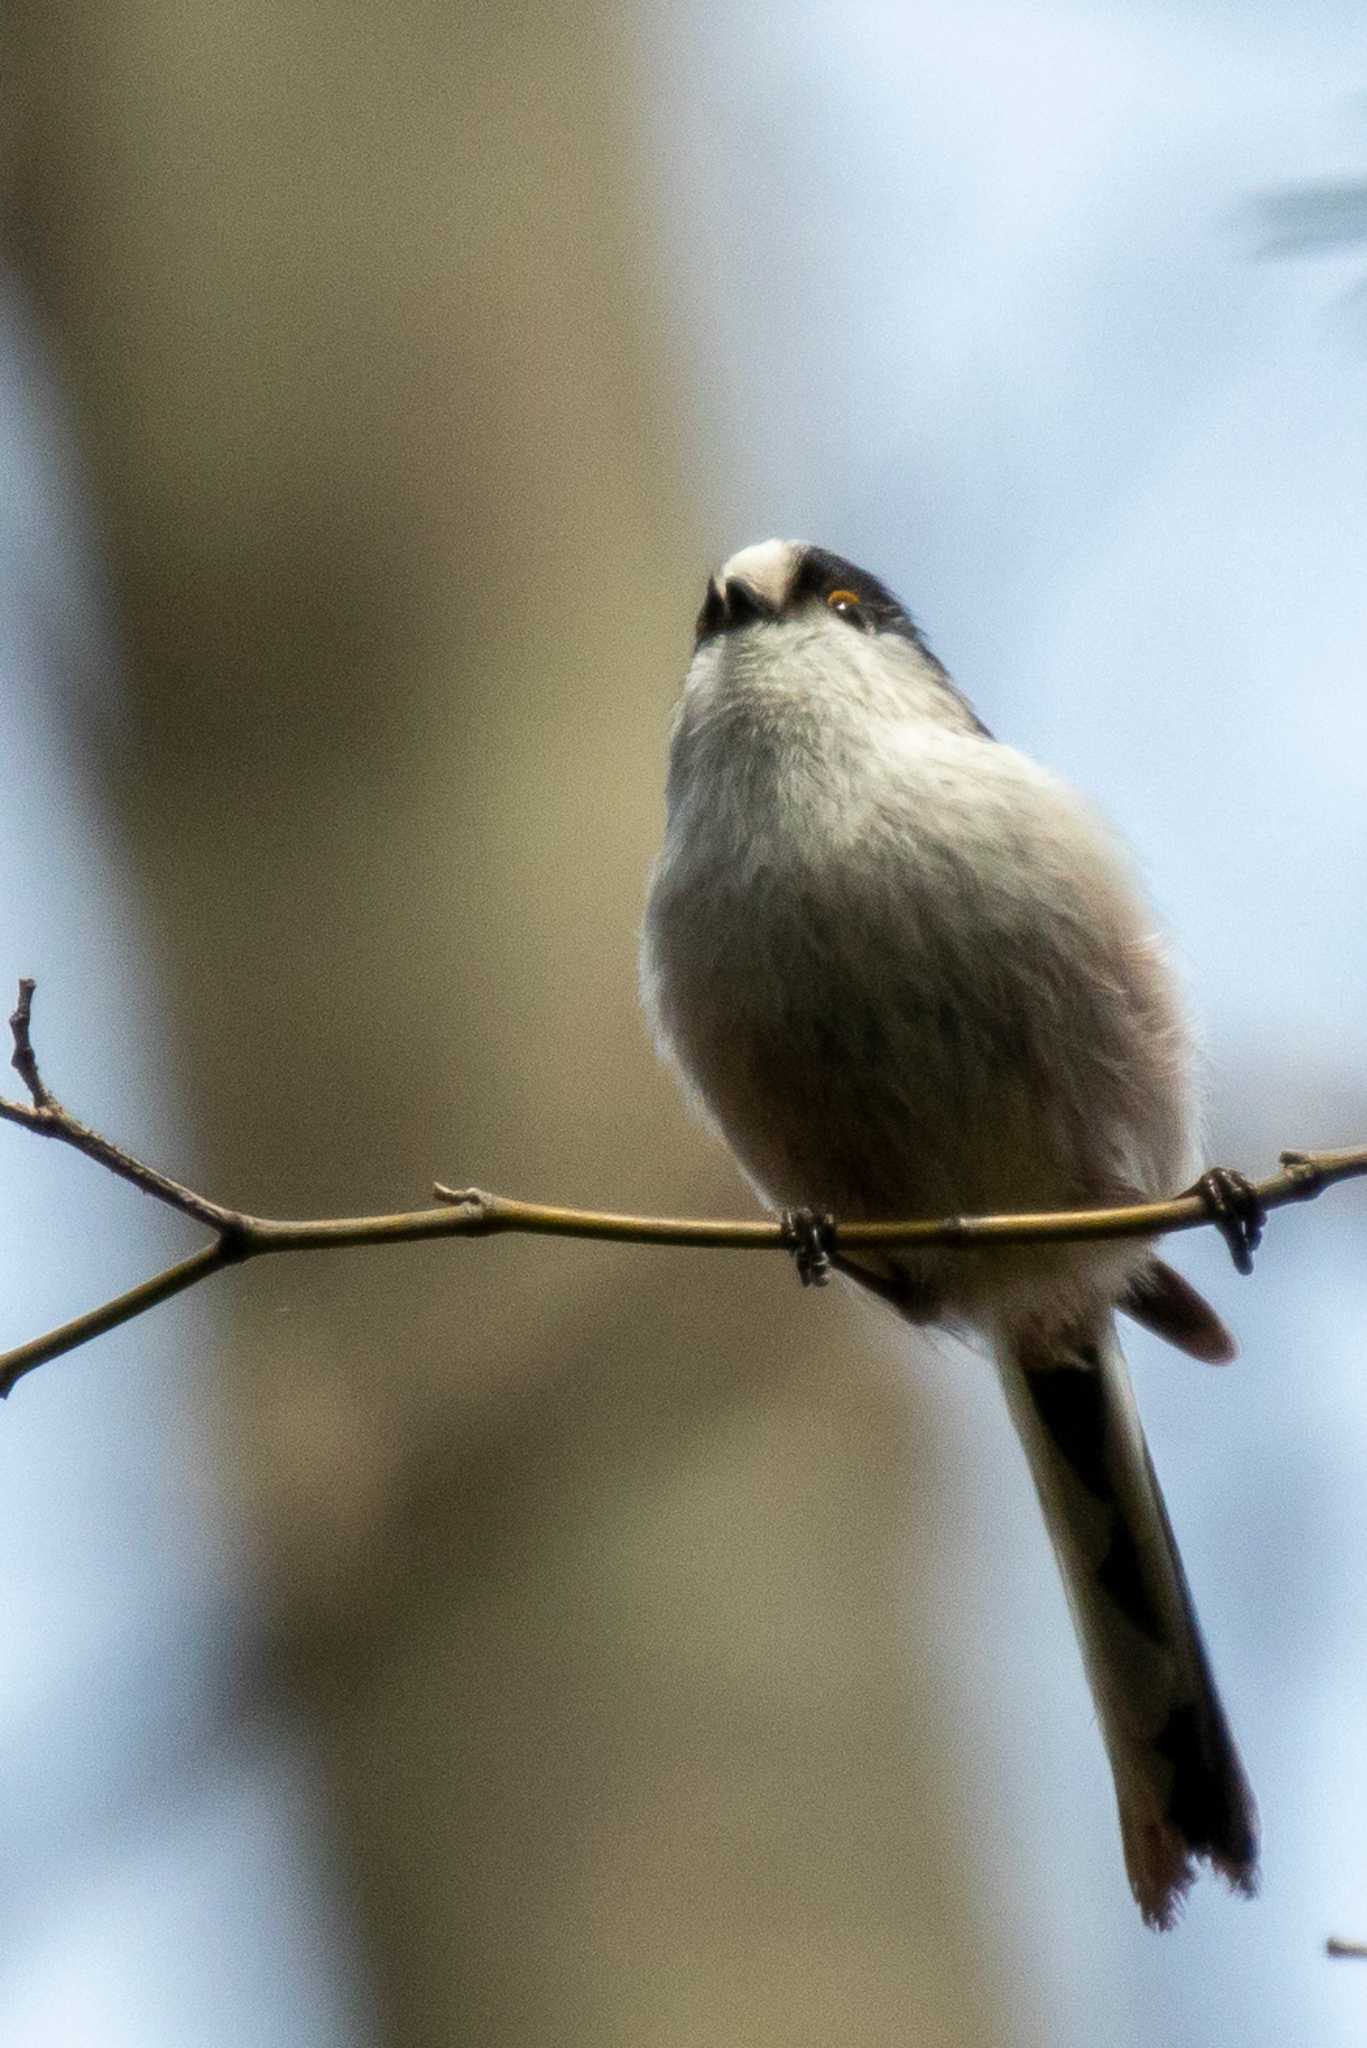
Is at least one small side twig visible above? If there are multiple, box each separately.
[3,979,245,1238]
[1,979,1364,1402]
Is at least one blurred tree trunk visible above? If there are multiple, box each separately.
[7,5,1009,2042]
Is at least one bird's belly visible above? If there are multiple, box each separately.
[646,787,1188,1252]
[672,950,1077,1222]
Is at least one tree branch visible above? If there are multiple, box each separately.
[1,980,1363,1401]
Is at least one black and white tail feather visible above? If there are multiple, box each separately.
[999,1315,1257,1927]
[839,1248,1259,1926]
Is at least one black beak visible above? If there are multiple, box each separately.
[695,575,780,644]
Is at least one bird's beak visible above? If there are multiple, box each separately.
[695,575,781,644]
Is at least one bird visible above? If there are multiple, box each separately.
[640,538,1259,1928]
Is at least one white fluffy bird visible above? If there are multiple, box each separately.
[641,539,1258,1927]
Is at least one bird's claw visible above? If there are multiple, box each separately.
[1192,1167,1266,1276]
[781,1207,835,1288]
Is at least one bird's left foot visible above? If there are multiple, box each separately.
[781,1208,835,1288]
[1191,1167,1266,1276]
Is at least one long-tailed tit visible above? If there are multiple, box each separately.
[640,539,1258,1927]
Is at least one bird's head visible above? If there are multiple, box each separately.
[686,539,988,738]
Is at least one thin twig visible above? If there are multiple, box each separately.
[0,980,1363,1401]
[8,978,51,1107]
[1,981,244,1236]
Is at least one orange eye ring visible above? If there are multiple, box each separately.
[826,588,862,612]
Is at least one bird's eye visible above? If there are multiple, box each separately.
[825,587,865,624]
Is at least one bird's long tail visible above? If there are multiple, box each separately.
[996,1314,1258,1928]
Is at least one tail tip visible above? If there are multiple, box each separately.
[1127,1808,1260,1930]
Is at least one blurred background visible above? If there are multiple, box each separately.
[1,3,1365,2043]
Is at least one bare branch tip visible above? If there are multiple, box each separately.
[9,976,53,1110]
[10,977,35,1040]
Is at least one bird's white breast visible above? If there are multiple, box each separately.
[642,620,1194,1321]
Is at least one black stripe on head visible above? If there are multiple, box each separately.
[790,546,929,642]
[791,545,993,738]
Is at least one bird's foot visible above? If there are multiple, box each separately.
[781,1208,835,1288]
[1190,1167,1266,1276]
